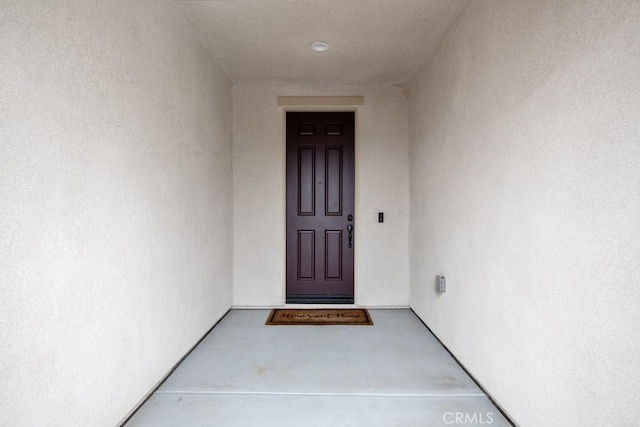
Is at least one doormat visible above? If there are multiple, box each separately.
[266,309,373,326]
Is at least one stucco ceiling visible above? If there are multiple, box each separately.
[176,0,466,85]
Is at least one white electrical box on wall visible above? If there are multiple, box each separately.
[436,276,446,293]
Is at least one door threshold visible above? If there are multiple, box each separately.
[231,305,410,310]
[283,303,358,309]
[286,295,354,305]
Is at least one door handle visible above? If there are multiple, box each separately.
[347,224,354,248]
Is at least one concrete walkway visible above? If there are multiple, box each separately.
[125,309,510,426]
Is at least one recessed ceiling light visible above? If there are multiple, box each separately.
[310,41,329,52]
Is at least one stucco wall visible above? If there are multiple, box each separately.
[0,1,233,425]
[233,84,409,307]
[409,1,640,425]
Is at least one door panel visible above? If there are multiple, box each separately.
[298,147,315,215]
[286,112,355,304]
[325,147,342,215]
[297,230,315,280]
[324,230,343,280]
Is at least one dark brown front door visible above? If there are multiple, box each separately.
[286,112,355,304]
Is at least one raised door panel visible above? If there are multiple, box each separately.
[298,147,315,215]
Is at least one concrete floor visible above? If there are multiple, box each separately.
[125,309,511,426]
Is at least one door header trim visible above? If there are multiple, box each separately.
[278,96,364,107]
